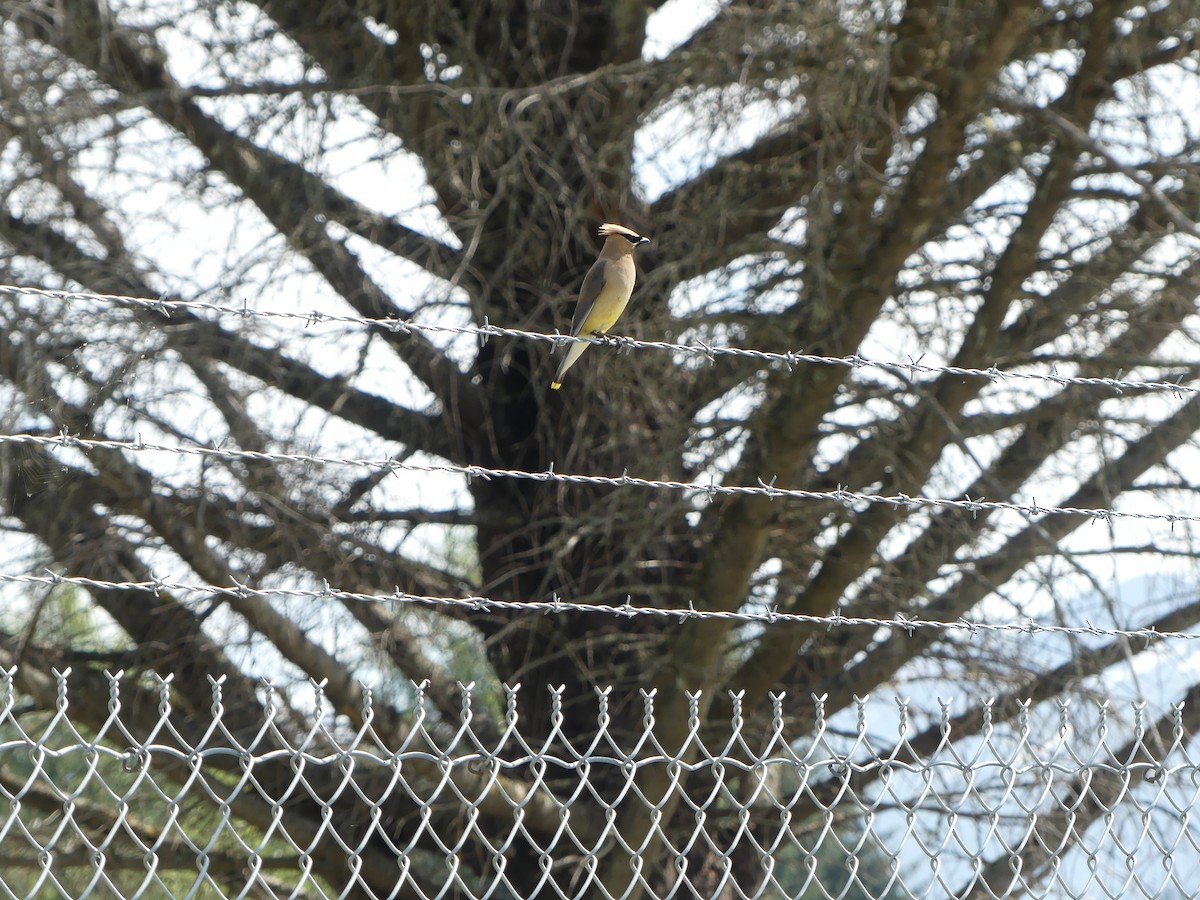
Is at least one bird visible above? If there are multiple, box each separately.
[550,222,651,390]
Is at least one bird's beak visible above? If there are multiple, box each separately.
[638,236,651,245]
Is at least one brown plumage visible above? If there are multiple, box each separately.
[551,223,650,390]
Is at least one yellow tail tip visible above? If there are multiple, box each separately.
[550,381,562,390]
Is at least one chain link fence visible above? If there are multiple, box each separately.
[1,670,1197,899]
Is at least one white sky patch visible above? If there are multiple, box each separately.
[1099,65,1200,163]
[325,115,455,245]
[693,399,766,480]
[669,252,800,320]
[137,0,455,250]
[129,0,311,89]
[642,0,723,60]
[336,322,442,411]
[341,228,471,333]
[1000,49,1079,107]
[635,82,803,202]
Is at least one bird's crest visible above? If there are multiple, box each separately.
[598,223,643,240]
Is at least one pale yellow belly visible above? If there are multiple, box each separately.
[581,289,632,335]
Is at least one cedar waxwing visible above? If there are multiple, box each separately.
[550,223,651,390]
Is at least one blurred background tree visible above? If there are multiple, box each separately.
[1,0,1199,896]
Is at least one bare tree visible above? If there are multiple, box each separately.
[1,0,1199,896]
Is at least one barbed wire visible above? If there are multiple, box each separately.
[2,283,1196,397]
[0,429,1193,527]
[1,570,1194,643]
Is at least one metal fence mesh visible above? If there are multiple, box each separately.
[2,670,1197,899]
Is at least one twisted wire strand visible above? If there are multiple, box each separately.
[2,283,1194,396]
[0,429,1192,526]
[1,571,1193,642]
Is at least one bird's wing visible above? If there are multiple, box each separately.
[571,258,610,335]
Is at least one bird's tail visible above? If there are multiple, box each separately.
[551,341,589,390]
